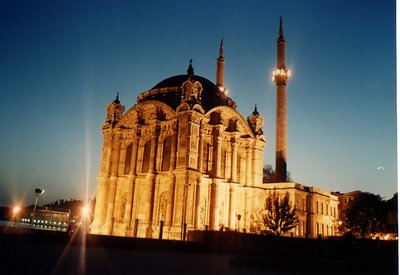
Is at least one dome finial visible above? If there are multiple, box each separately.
[113,92,120,104]
[187,59,194,76]
[253,104,259,115]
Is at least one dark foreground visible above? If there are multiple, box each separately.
[0,226,397,275]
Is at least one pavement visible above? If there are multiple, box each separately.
[0,226,397,275]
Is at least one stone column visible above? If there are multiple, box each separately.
[193,179,201,229]
[228,183,236,229]
[117,143,127,176]
[245,146,252,186]
[225,145,232,180]
[91,177,107,234]
[124,137,139,229]
[166,132,177,228]
[231,142,238,182]
[213,127,222,178]
[105,140,121,234]
[197,130,204,172]
[209,179,221,230]
[145,126,159,237]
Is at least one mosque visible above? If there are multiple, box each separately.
[90,19,339,240]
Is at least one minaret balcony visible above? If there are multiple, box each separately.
[272,69,291,85]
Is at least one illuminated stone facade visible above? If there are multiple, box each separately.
[261,183,339,238]
[90,58,268,239]
[91,21,339,239]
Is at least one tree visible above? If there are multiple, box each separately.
[343,192,385,238]
[263,164,275,182]
[261,190,298,236]
[263,164,292,183]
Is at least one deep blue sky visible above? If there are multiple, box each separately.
[0,0,396,206]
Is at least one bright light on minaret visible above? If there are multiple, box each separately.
[272,68,291,83]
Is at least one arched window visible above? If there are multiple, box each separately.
[124,143,133,175]
[141,140,151,173]
[161,136,172,171]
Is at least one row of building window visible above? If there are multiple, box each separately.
[315,201,337,218]
[120,137,249,182]
[294,198,337,219]
[316,222,335,237]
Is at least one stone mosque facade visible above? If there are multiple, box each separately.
[91,20,339,239]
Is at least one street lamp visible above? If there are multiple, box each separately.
[237,214,241,232]
[31,189,45,225]
[12,206,21,226]
[82,205,90,217]
[82,204,90,233]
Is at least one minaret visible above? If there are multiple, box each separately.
[272,17,291,182]
[216,39,225,90]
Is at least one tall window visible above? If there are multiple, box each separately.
[202,143,209,174]
[236,154,241,182]
[161,136,172,171]
[124,143,133,175]
[141,140,151,173]
[220,147,226,178]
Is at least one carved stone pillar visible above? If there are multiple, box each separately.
[213,127,222,178]
[90,176,107,234]
[117,143,127,176]
[166,132,177,228]
[105,138,121,234]
[106,175,118,234]
[198,130,204,172]
[110,140,122,177]
[209,179,221,230]
[231,142,238,182]
[145,128,159,237]
[245,145,252,186]
[129,136,139,174]
[228,183,236,229]
[124,137,139,231]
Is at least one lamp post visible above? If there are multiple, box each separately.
[31,188,45,226]
[237,214,241,232]
[12,206,21,226]
[82,204,90,233]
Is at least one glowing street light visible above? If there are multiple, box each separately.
[31,189,45,225]
[82,204,90,233]
[237,214,241,232]
[12,206,21,226]
[82,205,90,217]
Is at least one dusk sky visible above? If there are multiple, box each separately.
[0,0,396,206]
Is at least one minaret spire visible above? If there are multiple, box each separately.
[219,38,224,58]
[272,17,291,182]
[279,16,284,40]
[216,39,225,90]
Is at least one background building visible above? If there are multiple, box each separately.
[261,183,339,238]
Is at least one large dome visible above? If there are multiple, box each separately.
[137,74,236,112]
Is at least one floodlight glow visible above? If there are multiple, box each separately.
[82,205,90,216]
[13,206,21,215]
